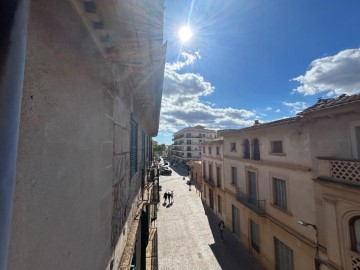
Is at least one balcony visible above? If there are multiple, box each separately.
[235,187,265,215]
[317,157,360,186]
[348,250,360,270]
[203,177,215,187]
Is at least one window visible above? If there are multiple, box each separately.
[208,147,212,154]
[218,195,222,214]
[130,117,138,179]
[271,141,283,154]
[186,133,191,138]
[187,146,191,151]
[253,138,260,160]
[216,166,221,188]
[203,147,205,153]
[209,164,213,181]
[243,139,250,159]
[350,216,360,253]
[203,162,206,178]
[230,142,237,152]
[274,238,294,270]
[187,139,191,144]
[187,153,192,158]
[204,184,206,198]
[231,167,237,185]
[247,171,257,204]
[250,220,260,252]
[216,147,220,155]
[232,205,240,238]
[273,178,287,210]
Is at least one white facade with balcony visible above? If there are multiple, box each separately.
[171,125,216,164]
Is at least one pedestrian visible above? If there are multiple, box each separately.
[167,191,171,204]
[189,180,191,191]
[219,220,225,240]
[163,191,168,204]
[171,191,174,203]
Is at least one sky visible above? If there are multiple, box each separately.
[154,0,360,145]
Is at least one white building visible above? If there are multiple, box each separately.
[172,125,216,164]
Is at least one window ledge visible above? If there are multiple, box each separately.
[270,203,292,216]
[269,152,286,156]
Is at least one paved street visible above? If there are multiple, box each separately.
[157,165,263,270]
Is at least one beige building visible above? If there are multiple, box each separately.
[171,125,216,164]
[201,138,226,221]
[188,160,203,191]
[200,94,360,270]
[5,1,166,270]
[301,94,360,270]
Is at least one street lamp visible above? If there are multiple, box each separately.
[297,220,320,270]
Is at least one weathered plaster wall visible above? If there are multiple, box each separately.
[9,1,147,270]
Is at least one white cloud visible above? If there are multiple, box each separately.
[160,51,257,132]
[292,48,360,96]
[265,107,272,111]
[275,109,281,113]
[282,101,308,114]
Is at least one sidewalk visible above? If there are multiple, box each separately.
[157,170,263,270]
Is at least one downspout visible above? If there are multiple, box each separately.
[0,1,30,269]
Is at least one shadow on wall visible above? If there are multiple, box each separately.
[201,202,264,270]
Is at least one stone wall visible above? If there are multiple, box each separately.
[8,1,150,269]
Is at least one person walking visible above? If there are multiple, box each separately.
[218,220,225,241]
[163,191,168,204]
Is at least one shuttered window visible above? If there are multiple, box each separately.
[274,238,294,270]
[250,220,260,252]
[130,117,138,179]
[273,178,287,210]
[231,167,237,185]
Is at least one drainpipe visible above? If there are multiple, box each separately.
[0,1,30,269]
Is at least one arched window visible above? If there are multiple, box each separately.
[350,216,360,253]
[243,139,250,159]
[252,138,260,160]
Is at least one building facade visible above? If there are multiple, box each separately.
[171,125,216,164]
[301,95,360,270]
[200,94,360,270]
[6,1,166,270]
[201,138,226,221]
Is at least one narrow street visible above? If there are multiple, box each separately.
[157,165,263,270]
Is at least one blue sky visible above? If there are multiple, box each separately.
[155,0,360,145]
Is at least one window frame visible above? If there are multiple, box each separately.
[272,177,288,211]
[231,166,237,185]
[250,220,260,252]
[274,237,294,270]
[270,140,284,155]
[230,142,237,152]
[350,216,360,253]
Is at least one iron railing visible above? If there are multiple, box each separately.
[236,187,265,215]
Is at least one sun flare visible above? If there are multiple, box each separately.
[178,26,193,43]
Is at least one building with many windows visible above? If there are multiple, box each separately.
[171,125,216,164]
[200,94,360,270]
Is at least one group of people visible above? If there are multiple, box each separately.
[163,191,174,205]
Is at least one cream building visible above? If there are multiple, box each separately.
[301,94,360,270]
[172,125,216,164]
[200,94,360,270]
[4,1,166,270]
[201,138,226,221]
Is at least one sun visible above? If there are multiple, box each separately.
[178,26,193,43]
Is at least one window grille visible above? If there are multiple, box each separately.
[130,117,138,179]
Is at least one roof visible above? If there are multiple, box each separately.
[220,117,300,136]
[298,94,360,115]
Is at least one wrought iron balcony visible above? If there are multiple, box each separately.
[317,157,360,186]
[236,187,265,215]
[203,176,215,187]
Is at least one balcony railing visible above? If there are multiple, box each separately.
[348,250,360,270]
[203,177,215,187]
[317,157,360,185]
[236,187,265,215]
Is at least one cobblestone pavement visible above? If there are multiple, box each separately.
[157,166,263,270]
